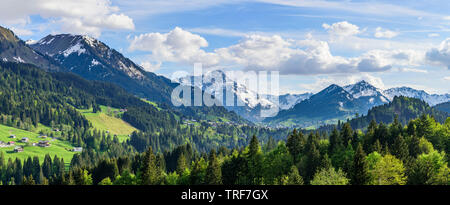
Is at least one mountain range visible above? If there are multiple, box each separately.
[264,80,450,128]
[178,69,449,126]
[1,25,448,128]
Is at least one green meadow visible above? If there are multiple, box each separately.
[78,105,137,142]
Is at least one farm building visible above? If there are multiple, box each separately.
[72,147,83,152]
[38,141,50,147]
[9,134,16,138]
[7,141,15,145]
[14,146,23,153]
[21,137,29,143]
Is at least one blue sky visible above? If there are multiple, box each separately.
[1,0,450,94]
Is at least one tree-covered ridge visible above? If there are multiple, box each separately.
[434,101,450,114]
[318,96,449,132]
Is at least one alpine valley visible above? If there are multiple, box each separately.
[0,24,449,186]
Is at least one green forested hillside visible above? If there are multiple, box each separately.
[347,96,449,130]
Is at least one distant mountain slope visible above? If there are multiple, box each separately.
[0,26,61,71]
[278,93,313,110]
[434,101,450,113]
[383,87,450,106]
[264,84,361,128]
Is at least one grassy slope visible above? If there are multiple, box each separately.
[0,124,75,163]
[78,105,138,142]
[141,98,162,111]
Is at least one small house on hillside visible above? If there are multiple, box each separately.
[14,146,23,153]
[9,134,16,139]
[7,141,15,145]
[72,147,83,152]
[21,137,29,143]
[38,141,50,147]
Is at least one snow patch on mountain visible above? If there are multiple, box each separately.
[62,42,86,57]
[12,56,25,63]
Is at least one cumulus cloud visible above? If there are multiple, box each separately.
[360,49,425,68]
[374,27,399,39]
[0,0,134,37]
[140,61,162,72]
[322,21,360,37]
[128,27,408,75]
[129,27,219,67]
[426,38,450,69]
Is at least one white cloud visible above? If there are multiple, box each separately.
[360,49,425,68]
[374,27,399,39]
[140,61,162,72]
[322,21,360,37]
[426,38,450,69]
[129,27,220,67]
[443,76,450,81]
[129,27,400,75]
[0,0,134,37]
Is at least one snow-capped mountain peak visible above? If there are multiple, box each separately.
[31,34,146,80]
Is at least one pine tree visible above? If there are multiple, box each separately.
[305,142,321,183]
[176,153,188,176]
[372,139,382,154]
[329,127,343,154]
[205,149,222,185]
[340,123,353,146]
[287,165,304,185]
[350,144,370,185]
[140,147,158,185]
[264,136,277,153]
[392,134,409,162]
[42,154,52,179]
[286,129,304,163]
[409,135,421,157]
[247,135,263,185]
[319,153,332,171]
